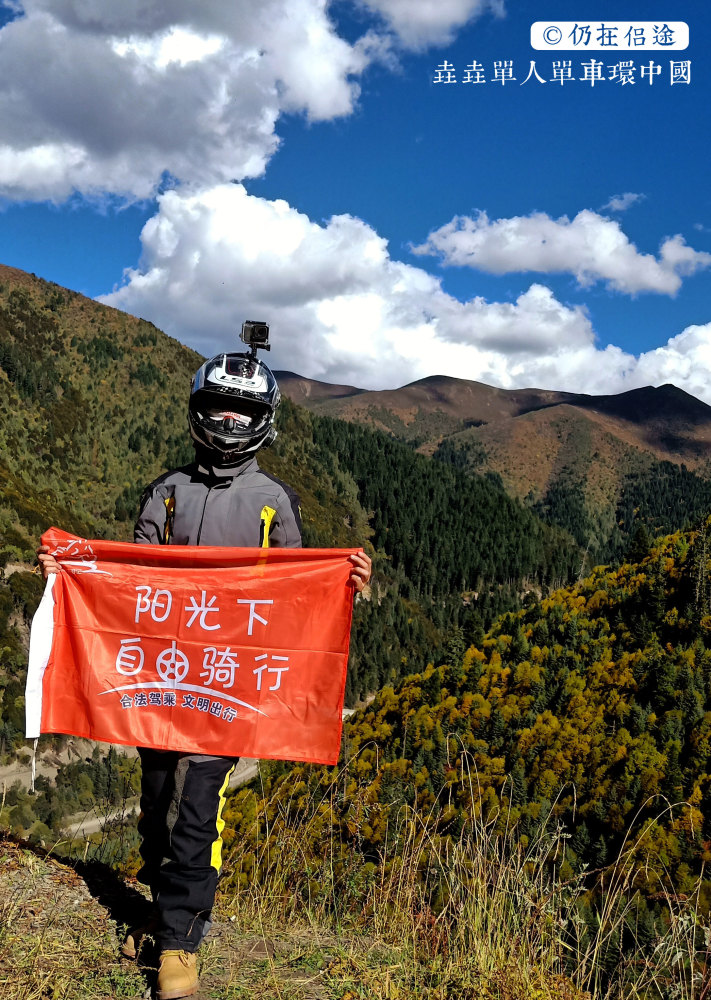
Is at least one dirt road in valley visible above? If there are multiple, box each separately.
[62,756,261,838]
[7,710,356,839]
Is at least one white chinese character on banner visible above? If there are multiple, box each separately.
[520,61,546,85]
[580,59,604,86]
[237,599,274,635]
[609,61,635,85]
[253,653,290,691]
[493,60,516,85]
[185,591,221,630]
[201,647,240,688]
[116,637,144,676]
[551,61,574,86]
[135,585,173,623]
[56,538,111,576]
[641,60,662,84]
[462,60,486,84]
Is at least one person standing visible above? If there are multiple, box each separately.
[40,334,371,1000]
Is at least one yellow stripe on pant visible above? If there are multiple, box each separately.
[210,763,235,872]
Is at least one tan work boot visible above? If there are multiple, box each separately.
[156,950,199,1000]
[121,915,159,959]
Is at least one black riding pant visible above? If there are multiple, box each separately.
[136,748,237,953]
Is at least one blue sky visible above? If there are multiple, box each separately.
[0,0,708,398]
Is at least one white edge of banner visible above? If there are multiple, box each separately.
[25,573,56,739]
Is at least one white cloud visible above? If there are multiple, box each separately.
[358,0,503,49]
[99,184,595,387]
[0,0,504,202]
[99,184,711,403]
[632,323,711,402]
[413,209,711,295]
[0,0,376,201]
[602,192,645,212]
[111,27,225,69]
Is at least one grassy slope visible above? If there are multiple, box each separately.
[0,833,589,1000]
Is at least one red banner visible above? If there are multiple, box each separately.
[26,528,358,764]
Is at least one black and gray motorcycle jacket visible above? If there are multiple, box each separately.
[134,456,302,548]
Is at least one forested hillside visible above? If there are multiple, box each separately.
[435,411,711,566]
[311,416,576,596]
[223,518,711,927]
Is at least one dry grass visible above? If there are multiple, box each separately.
[0,839,145,999]
[1,757,710,999]
[218,758,711,1000]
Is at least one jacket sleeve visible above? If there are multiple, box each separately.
[269,488,302,548]
[134,486,168,545]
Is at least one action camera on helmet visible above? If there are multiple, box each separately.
[240,320,270,353]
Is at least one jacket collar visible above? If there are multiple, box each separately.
[195,454,259,481]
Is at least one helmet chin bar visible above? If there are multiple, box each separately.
[189,422,274,465]
[193,440,253,468]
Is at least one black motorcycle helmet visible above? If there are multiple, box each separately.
[188,352,281,464]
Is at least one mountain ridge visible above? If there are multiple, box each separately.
[275,370,711,460]
[276,370,711,560]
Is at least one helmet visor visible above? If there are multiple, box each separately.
[193,392,271,440]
